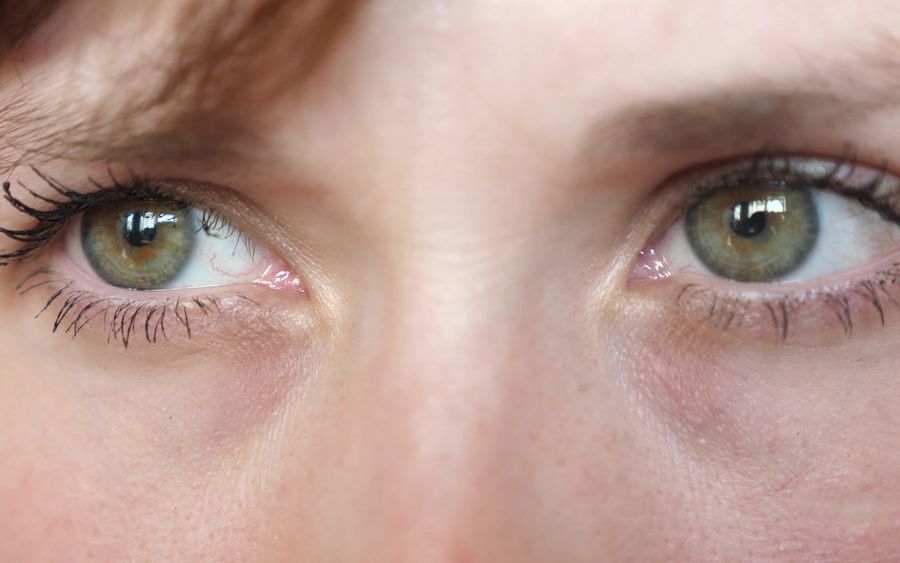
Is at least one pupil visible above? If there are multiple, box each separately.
[123,211,158,247]
[729,202,767,238]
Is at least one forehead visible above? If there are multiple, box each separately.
[28,0,892,97]
[2,0,899,170]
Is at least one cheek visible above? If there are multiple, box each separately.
[0,288,320,559]
[612,304,900,558]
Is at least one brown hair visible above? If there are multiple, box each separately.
[0,0,64,53]
[157,0,362,109]
[0,0,363,166]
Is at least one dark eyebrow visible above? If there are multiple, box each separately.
[593,89,884,156]
[0,0,64,53]
[587,33,900,158]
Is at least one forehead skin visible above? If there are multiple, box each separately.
[4,1,900,561]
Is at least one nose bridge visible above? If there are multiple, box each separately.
[285,41,578,551]
[331,108,584,553]
[378,259,521,485]
[330,247,539,559]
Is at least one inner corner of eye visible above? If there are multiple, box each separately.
[61,201,304,293]
[630,242,676,283]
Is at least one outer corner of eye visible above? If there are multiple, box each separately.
[60,201,306,294]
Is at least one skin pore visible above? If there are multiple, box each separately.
[4,0,900,560]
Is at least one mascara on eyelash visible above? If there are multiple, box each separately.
[672,264,900,344]
[689,150,900,226]
[0,168,252,265]
[15,267,267,348]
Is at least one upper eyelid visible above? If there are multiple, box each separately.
[658,152,900,219]
[0,169,257,266]
[0,167,328,298]
[628,150,900,270]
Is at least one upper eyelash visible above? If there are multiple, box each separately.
[673,147,897,217]
[0,167,250,265]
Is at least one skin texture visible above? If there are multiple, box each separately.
[3,0,900,560]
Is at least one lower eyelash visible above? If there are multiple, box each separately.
[674,263,900,343]
[17,268,259,348]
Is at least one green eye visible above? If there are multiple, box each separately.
[685,183,819,282]
[82,201,196,290]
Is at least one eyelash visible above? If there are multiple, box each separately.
[655,148,900,342]
[0,168,260,347]
[6,152,898,345]
[674,271,900,342]
[0,168,254,265]
[670,148,896,225]
[14,267,263,348]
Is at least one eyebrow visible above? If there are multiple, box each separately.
[593,89,889,157]
[589,33,900,158]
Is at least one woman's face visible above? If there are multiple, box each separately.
[4,0,900,560]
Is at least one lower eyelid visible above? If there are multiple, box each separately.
[14,267,310,348]
[629,259,900,346]
[3,202,312,346]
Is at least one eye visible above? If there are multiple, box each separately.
[71,200,266,291]
[65,198,295,292]
[0,171,306,347]
[634,156,900,286]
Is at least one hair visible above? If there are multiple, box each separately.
[0,0,363,167]
[0,0,64,53]
[158,0,362,109]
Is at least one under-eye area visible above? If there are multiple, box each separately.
[629,151,900,344]
[0,168,306,347]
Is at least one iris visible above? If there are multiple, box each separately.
[685,183,819,282]
[82,202,196,290]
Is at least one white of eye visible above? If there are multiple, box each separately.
[655,190,900,284]
[65,209,284,291]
